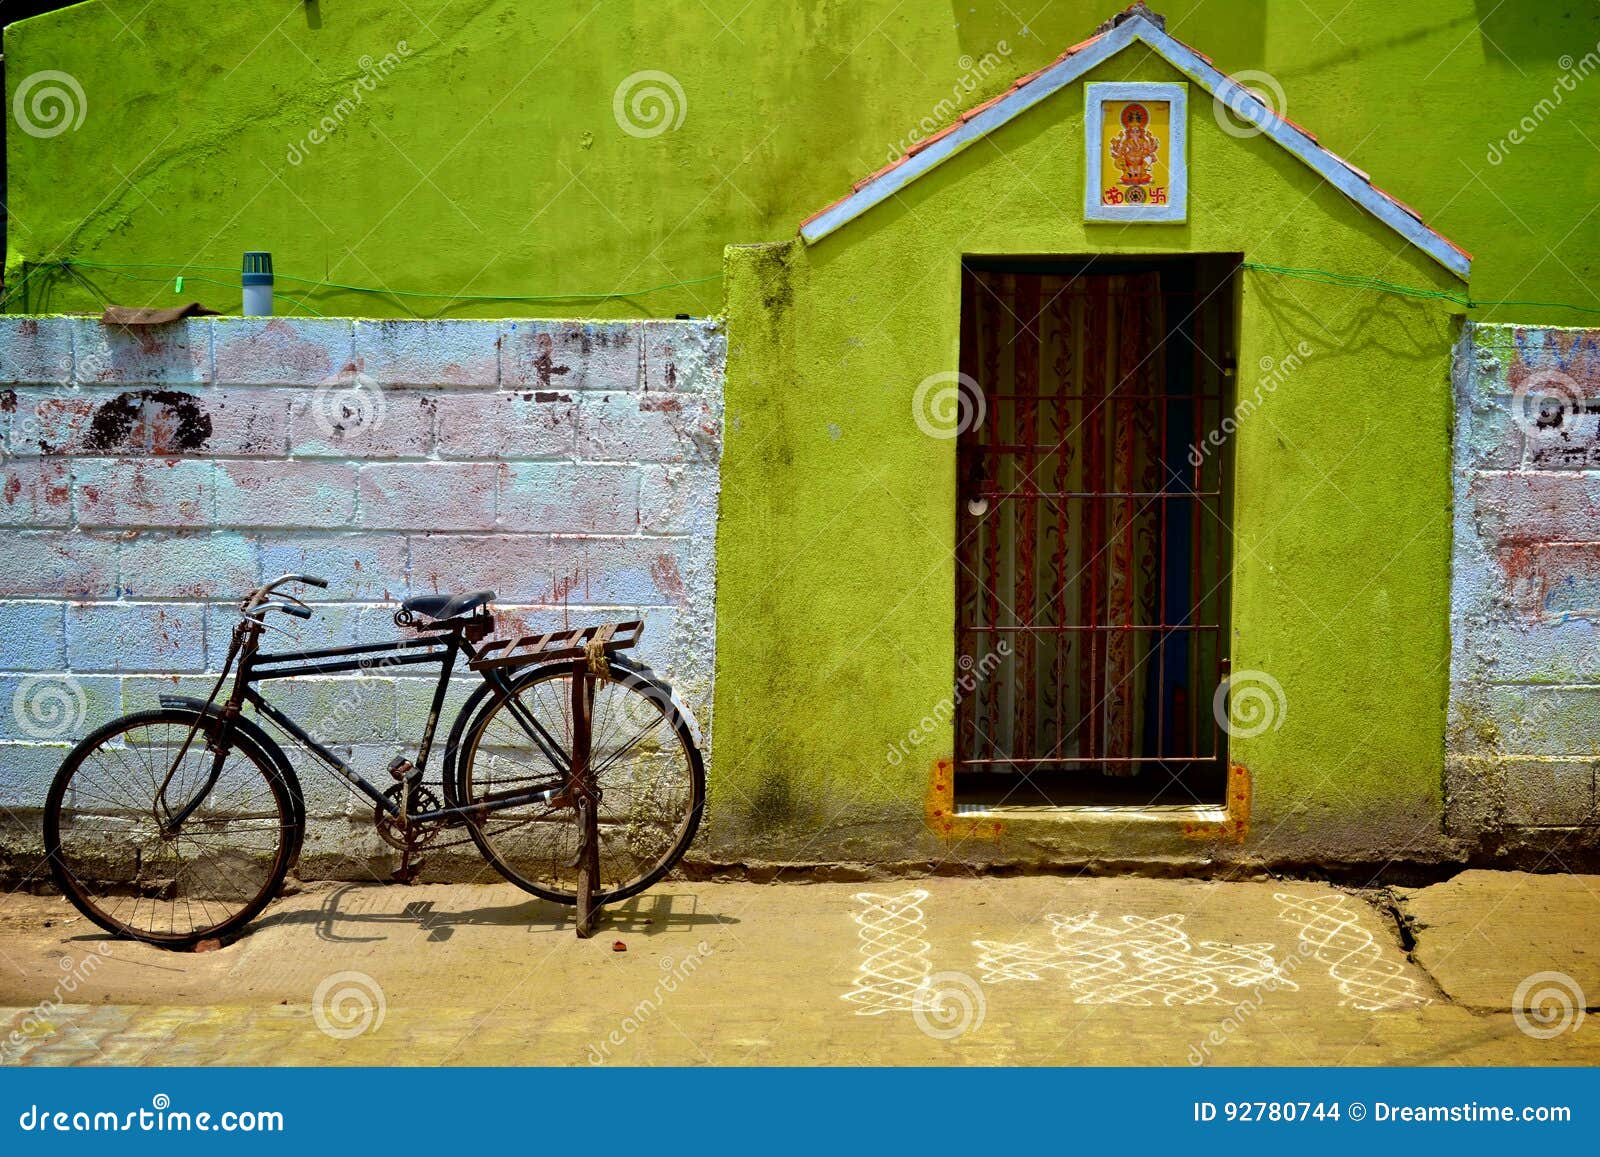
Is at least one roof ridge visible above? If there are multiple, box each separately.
[797,7,1470,280]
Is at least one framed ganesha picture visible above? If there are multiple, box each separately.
[1084,82,1188,223]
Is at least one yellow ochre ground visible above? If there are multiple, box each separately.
[1,872,1595,1066]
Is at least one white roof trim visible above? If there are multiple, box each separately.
[799,14,1470,280]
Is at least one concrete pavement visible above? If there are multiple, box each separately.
[0,872,1596,1065]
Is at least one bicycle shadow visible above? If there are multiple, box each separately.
[253,883,738,944]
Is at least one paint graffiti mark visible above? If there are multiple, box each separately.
[842,890,934,1014]
[1274,893,1430,1011]
[83,389,212,454]
[974,912,1296,1006]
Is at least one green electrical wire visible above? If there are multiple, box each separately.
[5,256,1596,318]
[1241,260,1600,317]
[28,259,723,308]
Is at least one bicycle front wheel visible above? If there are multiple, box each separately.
[44,709,296,948]
[454,662,705,905]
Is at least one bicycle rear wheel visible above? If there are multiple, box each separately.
[44,709,296,948]
[453,662,705,906]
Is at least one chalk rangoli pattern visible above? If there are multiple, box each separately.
[842,890,935,1014]
[974,912,1296,1006]
[1274,892,1431,1011]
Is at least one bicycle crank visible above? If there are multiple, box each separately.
[375,783,444,883]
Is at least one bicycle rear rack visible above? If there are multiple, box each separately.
[467,620,644,672]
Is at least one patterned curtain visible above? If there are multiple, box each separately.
[957,271,1167,775]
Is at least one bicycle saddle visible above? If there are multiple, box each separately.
[400,590,496,620]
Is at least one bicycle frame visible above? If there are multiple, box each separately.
[259,624,585,825]
[187,617,579,829]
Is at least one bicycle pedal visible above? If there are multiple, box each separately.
[387,756,416,781]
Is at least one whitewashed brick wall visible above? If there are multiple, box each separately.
[0,315,723,872]
[1449,322,1600,844]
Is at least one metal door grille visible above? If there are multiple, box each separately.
[955,266,1231,784]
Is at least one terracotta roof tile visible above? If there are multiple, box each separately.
[960,90,1010,123]
[1370,184,1424,222]
[1279,113,1317,143]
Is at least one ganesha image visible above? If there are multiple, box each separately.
[1109,102,1160,185]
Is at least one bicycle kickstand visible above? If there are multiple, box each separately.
[571,658,601,939]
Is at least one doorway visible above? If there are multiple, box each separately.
[954,255,1237,808]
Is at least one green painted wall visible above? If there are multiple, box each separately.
[4,1,1597,324]
[712,47,1461,863]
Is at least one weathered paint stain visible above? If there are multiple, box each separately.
[82,389,212,454]
[650,554,687,603]
[1180,764,1251,843]
[525,334,571,387]
[923,758,1003,840]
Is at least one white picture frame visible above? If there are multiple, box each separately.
[1084,81,1188,223]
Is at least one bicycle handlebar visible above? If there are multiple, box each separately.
[241,574,330,621]
[259,601,313,620]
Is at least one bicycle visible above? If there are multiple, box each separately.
[42,574,706,948]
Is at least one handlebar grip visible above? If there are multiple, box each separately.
[297,575,329,589]
[282,603,313,620]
